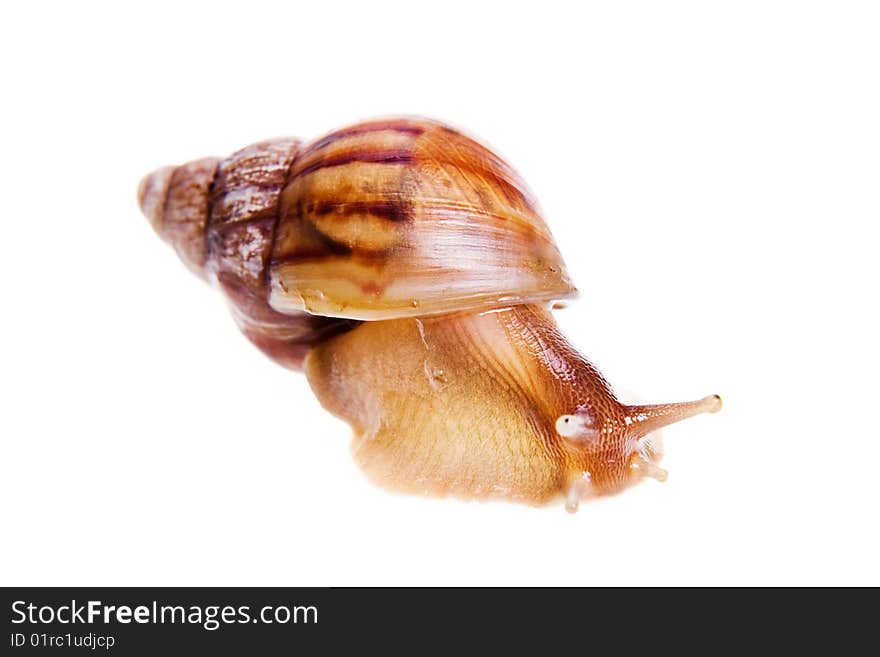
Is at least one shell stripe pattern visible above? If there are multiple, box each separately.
[268,118,575,320]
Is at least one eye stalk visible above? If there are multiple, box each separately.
[624,395,722,440]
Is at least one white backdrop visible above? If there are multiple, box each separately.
[1,1,877,585]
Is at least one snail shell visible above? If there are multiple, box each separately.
[138,117,720,509]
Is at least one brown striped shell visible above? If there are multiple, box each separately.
[137,117,575,366]
[268,118,576,320]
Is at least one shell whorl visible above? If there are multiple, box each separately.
[137,157,219,278]
[137,139,356,369]
[269,118,576,320]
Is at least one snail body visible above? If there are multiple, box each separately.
[138,117,720,510]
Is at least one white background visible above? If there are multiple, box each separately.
[1,1,877,586]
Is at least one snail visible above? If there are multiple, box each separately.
[137,117,721,512]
